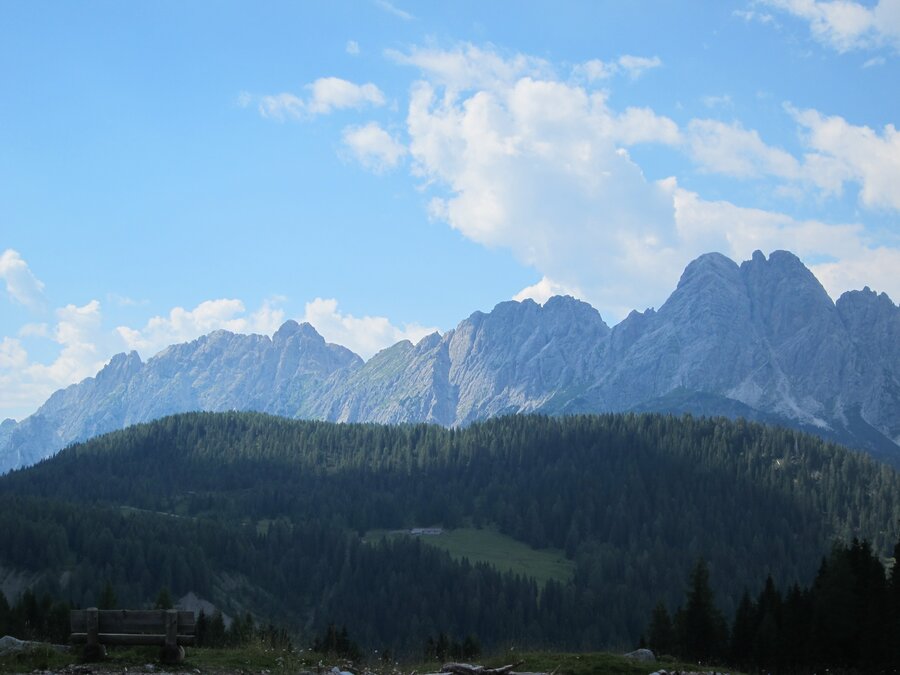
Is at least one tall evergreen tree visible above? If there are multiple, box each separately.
[647,601,674,656]
[675,559,727,663]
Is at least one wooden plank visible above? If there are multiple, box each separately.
[165,610,177,649]
[71,610,195,634]
[70,633,196,646]
[86,608,99,647]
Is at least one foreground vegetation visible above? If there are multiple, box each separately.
[647,539,900,673]
[1,411,899,654]
[0,643,701,675]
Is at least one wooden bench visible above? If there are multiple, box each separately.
[70,608,196,663]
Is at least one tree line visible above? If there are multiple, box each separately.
[2,411,899,652]
[647,538,900,672]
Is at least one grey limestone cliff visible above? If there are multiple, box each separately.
[1,250,898,473]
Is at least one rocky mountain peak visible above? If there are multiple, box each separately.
[676,251,741,290]
[96,351,143,382]
[1,249,898,473]
[273,320,324,344]
[740,249,836,344]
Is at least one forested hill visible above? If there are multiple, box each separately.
[2,412,900,652]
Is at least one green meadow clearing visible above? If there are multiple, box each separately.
[365,527,575,587]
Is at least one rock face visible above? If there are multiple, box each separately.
[1,250,898,473]
[0,321,362,471]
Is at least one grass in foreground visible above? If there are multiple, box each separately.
[0,644,732,675]
[367,527,575,587]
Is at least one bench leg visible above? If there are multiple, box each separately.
[82,608,107,662]
[160,609,185,664]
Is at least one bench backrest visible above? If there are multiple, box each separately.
[71,609,195,646]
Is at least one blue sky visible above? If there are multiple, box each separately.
[2,0,899,420]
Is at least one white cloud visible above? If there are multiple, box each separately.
[342,122,407,172]
[811,247,900,301]
[701,94,733,109]
[571,59,617,82]
[374,0,414,21]
[386,43,553,91]
[18,323,48,338]
[307,77,386,114]
[0,338,27,370]
[615,107,681,145]
[687,119,801,179]
[258,93,305,121]
[513,277,583,305]
[571,55,663,83]
[301,298,437,358]
[346,40,360,55]
[672,186,900,302]
[672,185,866,260]
[402,50,687,320]
[790,106,900,210]
[617,54,662,78]
[0,300,114,419]
[734,9,776,24]
[257,78,385,121]
[389,43,900,321]
[863,55,886,66]
[0,249,45,308]
[116,298,285,358]
[762,0,900,52]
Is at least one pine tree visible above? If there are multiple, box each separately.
[647,601,674,656]
[98,581,117,610]
[154,587,173,610]
[676,559,727,663]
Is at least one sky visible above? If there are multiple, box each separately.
[1,0,899,421]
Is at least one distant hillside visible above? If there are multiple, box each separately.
[2,249,898,474]
[2,412,899,651]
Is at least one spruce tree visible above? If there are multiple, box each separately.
[676,559,727,663]
[647,601,674,656]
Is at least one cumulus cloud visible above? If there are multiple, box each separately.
[342,122,407,172]
[513,277,583,305]
[301,298,437,358]
[0,300,114,420]
[0,337,28,370]
[762,0,900,52]
[307,77,386,114]
[682,107,900,211]
[687,119,801,179]
[396,46,690,318]
[790,106,900,210]
[257,77,385,121]
[673,186,900,301]
[116,298,286,358]
[388,43,899,320]
[0,249,45,308]
[811,247,900,301]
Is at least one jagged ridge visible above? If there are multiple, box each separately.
[1,249,898,472]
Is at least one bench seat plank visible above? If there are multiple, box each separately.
[70,633,196,646]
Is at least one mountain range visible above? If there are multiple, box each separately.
[2,249,898,473]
